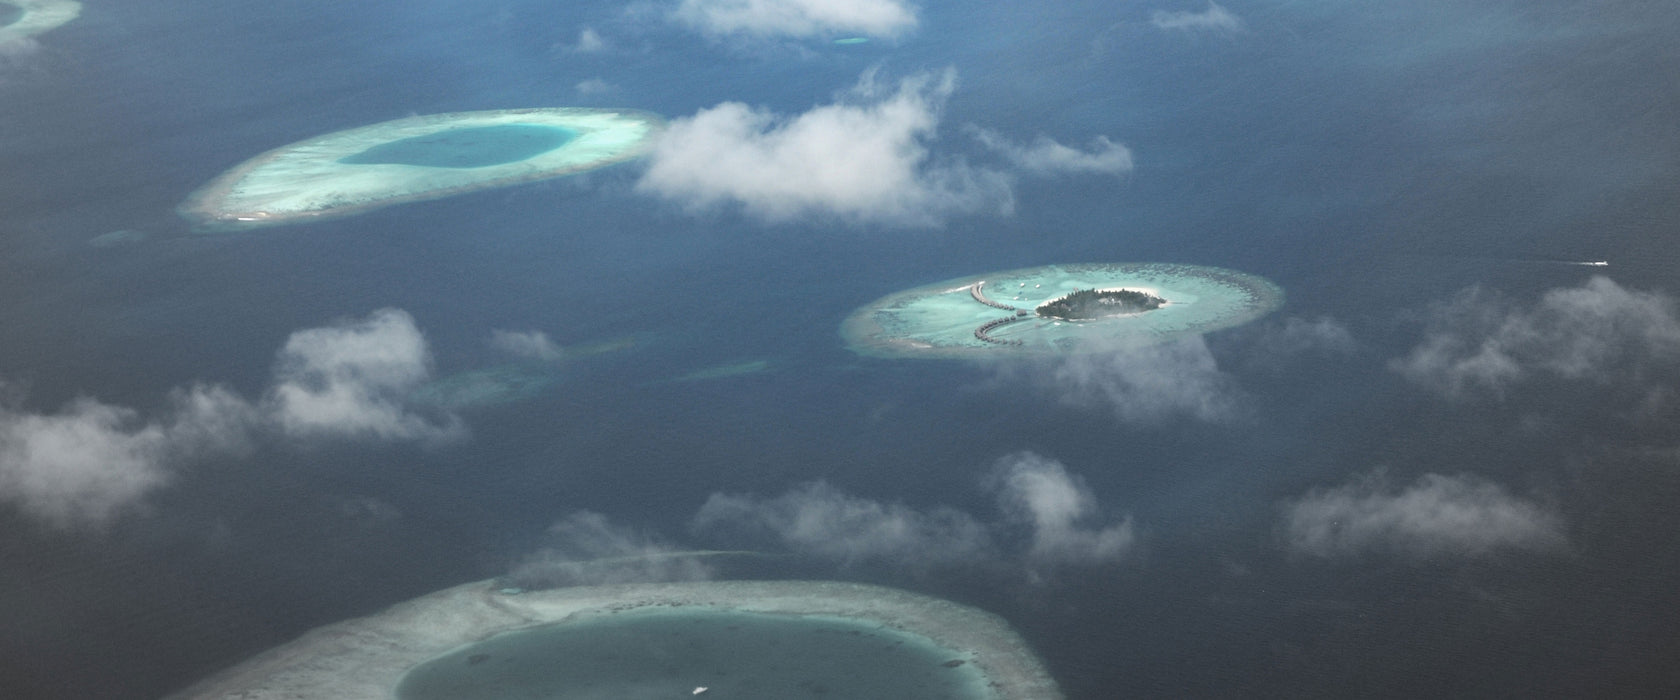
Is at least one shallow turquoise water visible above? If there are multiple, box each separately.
[396,608,990,700]
[337,124,576,169]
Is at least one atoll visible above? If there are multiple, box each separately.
[842,262,1284,358]
[179,108,663,230]
[165,579,1063,700]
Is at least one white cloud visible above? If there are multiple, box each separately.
[1151,2,1244,32]
[637,69,1014,227]
[0,384,254,529]
[671,0,918,39]
[0,310,463,529]
[693,453,1134,576]
[693,481,994,566]
[266,309,462,442]
[966,127,1134,176]
[1391,277,1680,399]
[990,452,1135,566]
[508,511,717,588]
[1281,471,1565,559]
[1038,336,1244,424]
[489,329,565,362]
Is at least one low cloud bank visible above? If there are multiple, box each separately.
[692,452,1133,576]
[1281,471,1565,559]
[1151,2,1243,32]
[671,0,919,39]
[1392,277,1680,399]
[0,309,460,529]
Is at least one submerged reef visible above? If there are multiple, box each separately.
[179,108,664,231]
[165,579,1063,700]
[842,262,1283,358]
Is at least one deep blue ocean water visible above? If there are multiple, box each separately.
[4,1,1680,698]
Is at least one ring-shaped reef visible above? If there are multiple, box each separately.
[0,1,80,38]
[179,108,664,231]
[164,579,1064,700]
[842,262,1283,358]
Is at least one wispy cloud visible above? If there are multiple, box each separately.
[1391,277,1680,399]
[574,78,615,96]
[694,481,995,567]
[671,0,918,39]
[0,36,41,60]
[638,69,1012,227]
[574,27,609,52]
[1223,315,1358,373]
[1151,2,1244,32]
[966,127,1134,176]
[489,329,565,362]
[1032,336,1244,424]
[0,36,44,87]
[508,511,719,588]
[990,452,1135,567]
[1281,471,1566,560]
[693,452,1134,577]
[1253,316,1357,356]
[0,310,462,529]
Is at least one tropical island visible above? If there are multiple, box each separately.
[1036,288,1165,321]
[840,262,1284,358]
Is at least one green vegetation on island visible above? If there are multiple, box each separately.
[1036,288,1165,321]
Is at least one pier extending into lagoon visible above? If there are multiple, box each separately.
[970,281,1019,311]
[968,281,1028,345]
[974,314,1029,345]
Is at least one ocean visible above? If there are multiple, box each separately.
[4,0,1680,697]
